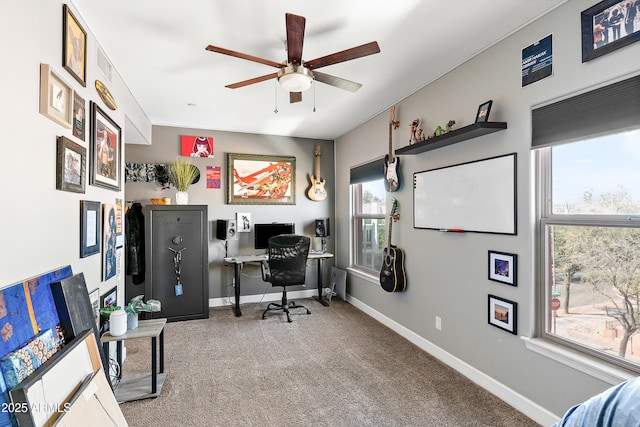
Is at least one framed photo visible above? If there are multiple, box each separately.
[62,4,86,86]
[72,92,86,141]
[488,250,517,286]
[227,153,296,205]
[89,287,100,329]
[100,286,118,332]
[488,294,517,335]
[102,204,117,281]
[39,63,73,128]
[475,100,493,123]
[90,102,122,191]
[56,136,86,193]
[581,0,640,63]
[80,200,101,258]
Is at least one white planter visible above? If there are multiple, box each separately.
[127,313,139,330]
[175,191,189,205]
[109,310,127,337]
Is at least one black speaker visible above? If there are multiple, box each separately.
[216,219,238,240]
[315,218,330,237]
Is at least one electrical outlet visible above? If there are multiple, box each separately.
[435,316,442,331]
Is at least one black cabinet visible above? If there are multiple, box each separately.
[144,205,209,321]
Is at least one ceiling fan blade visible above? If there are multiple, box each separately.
[286,13,305,65]
[313,71,362,92]
[225,72,279,89]
[304,41,380,70]
[205,45,282,68]
[290,92,302,103]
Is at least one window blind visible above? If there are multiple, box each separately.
[532,74,640,148]
[350,158,384,184]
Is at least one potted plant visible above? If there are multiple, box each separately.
[168,158,199,204]
[125,295,161,329]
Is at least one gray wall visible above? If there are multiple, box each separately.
[335,0,640,420]
[125,126,334,300]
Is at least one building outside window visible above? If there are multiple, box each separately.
[351,179,386,274]
[538,127,640,372]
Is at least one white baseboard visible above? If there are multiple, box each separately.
[208,289,318,308]
[345,295,560,426]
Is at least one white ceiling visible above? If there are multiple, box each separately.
[70,0,566,141]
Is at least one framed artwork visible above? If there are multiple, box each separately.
[39,63,73,128]
[99,286,118,332]
[56,136,86,193]
[488,294,517,335]
[89,287,100,330]
[488,250,517,286]
[80,200,101,258]
[62,4,87,86]
[475,100,493,123]
[90,102,122,191]
[181,135,214,158]
[227,153,296,205]
[237,212,252,232]
[581,0,640,63]
[72,92,85,141]
[102,204,117,282]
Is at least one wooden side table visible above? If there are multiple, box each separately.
[101,318,167,403]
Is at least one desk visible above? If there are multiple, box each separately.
[101,318,167,403]
[223,252,334,317]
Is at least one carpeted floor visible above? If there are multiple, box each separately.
[118,299,539,426]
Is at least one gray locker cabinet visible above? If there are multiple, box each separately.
[144,205,209,321]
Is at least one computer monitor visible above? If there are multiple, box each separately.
[254,223,295,249]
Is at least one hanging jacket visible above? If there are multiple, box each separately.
[125,203,145,284]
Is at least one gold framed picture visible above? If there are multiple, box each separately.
[63,4,87,86]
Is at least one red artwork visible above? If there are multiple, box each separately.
[181,135,214,158]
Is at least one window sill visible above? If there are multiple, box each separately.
[346,267,379,284]
[521,336,635,385]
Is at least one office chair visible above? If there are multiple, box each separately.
[261,234,311,322]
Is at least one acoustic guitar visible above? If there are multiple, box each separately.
[380,198,407,292]
[307,145,327,201]
[383,106,400,192]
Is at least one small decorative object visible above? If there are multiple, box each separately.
[39,64,73,129]
[124,295,161,330]
[62,5,86,87]
[227,153,296,205]
[56,136,86,194]
[108,309,127,337]
[488,294,517,335]
[95,79,117,110]
[435,125,442,136]
[446,120,456,133]
[150,197,172,205]
[168,158,200,204]
[488,250,517,286]
[581,0,640,63]
[475,100,493,123]
[409,118,424,144]
[90,102,122,191]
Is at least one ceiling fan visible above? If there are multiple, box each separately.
[205,13,380,103]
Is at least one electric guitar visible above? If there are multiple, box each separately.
[383,105,400,192]
[308,145,327,201]
[380,198,407,292]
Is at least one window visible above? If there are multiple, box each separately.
[352,179,386,273]
[350,158,386,274]
[538,128,640,372]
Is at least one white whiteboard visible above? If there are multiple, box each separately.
[413,153,517,234]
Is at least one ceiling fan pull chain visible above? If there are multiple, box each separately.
[313,80,316,112]
[274,81,278,114]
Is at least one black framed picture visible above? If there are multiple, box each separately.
[488,294,517,335]
[80,200,101,258]
[488,250,517,286]
[56,136,86,194]
[90,102,122,191]
[581,0,640,62]
[475,100,493,123]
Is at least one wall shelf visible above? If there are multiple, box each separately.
[395,121,507,155]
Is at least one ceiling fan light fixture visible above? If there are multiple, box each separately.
[278,65,313,92]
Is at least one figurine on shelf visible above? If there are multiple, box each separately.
[409,118,425,145]
[435,125,442,137]
[446,120,456,133]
